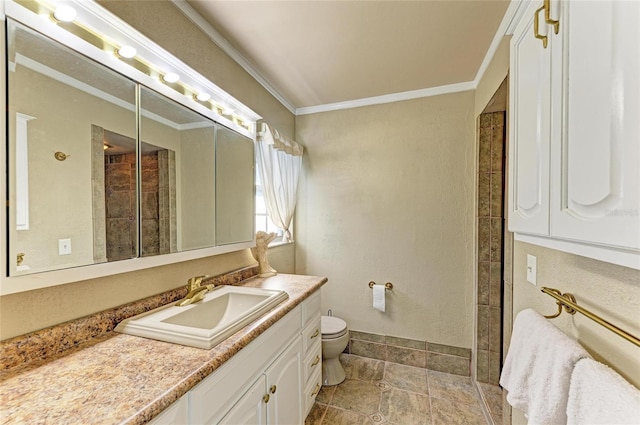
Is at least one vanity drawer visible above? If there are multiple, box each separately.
[304,367,323,418]
[302,314,321,355]
[302,290,321,327]
[304,339,322,385]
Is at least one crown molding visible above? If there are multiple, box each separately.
[171,0,297,115]
[172,0,524,117]
[296,81,476,115]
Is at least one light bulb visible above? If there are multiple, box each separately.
[162,72,180,83]
[195,92,211,102]
[116,45,137,59]
[53,5,77,22]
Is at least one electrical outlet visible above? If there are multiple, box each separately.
[527,254,537,285]
[58,238,72,255]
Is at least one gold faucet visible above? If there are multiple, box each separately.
[175,275,214,306]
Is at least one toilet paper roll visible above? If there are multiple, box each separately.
[373,284,385,312]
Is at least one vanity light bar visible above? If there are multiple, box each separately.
[14,0,259,134]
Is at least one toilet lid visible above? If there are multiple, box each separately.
[322,316,347,338]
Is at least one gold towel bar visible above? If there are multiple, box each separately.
[541,286,640,348]
[368,281,393,290]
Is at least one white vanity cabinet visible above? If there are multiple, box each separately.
[219,337,302,425]
[184,289,321,425]
[508,0,640,269]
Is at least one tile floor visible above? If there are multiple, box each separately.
[305,354,489,425]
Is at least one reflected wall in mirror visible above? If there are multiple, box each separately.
[7,20,137,276]
[216,127,255,245]
[139,87,217,253]
[5,18,256,280]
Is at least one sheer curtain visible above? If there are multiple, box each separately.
[256,123,304,243]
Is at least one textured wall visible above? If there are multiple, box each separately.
[295,92,476,348]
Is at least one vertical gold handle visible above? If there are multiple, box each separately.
[544,0,559,34]
[263,394,270,403]
[310,329,320,339]
[311,355,320,367]
[270,385,277,394]
[534,5,548,48]
[311,383,321,397]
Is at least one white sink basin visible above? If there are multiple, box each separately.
[115,285,289,349]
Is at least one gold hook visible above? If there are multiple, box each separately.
[543,288,577,319]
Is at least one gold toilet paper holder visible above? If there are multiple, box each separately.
[368,281,393,290]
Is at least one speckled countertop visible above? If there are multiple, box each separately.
[0,274,327,425]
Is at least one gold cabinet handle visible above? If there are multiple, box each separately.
[263,394,270,403]
[534,5,548,48]
[311,383,321,397]
[270,385,277,394]
[310,329,320,339]
[311,355,320,367]
[544,0,559,34]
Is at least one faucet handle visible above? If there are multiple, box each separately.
[186,275,208,291]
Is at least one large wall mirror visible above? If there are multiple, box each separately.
[4,17,256,285]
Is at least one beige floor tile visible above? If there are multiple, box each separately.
[322,406,373,425]
[384,362,429,395]
[430,397,487,425]
[316,385,336,404]
[330,379,382,415]
[428,370,479,405]
[380,387,431,424]
[305,402,327,425]
[341,354,385,381]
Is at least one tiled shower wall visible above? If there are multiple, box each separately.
[476,112,505,384]
[105,152,138,261]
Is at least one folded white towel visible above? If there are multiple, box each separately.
[500,308,591,425]
[567,358,640,425]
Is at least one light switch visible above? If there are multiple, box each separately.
[58,238,72,255]
[527,254,537,285]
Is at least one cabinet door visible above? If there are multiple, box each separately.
[508,1,553,236]
[550,0,640,250]
[266,336,303,425]
[219,375,268,425]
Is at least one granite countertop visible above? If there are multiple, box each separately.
[0,274,327,425]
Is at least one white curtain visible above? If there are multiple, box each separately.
[256,123,304,243]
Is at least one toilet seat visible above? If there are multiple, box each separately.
[321,316,348,339]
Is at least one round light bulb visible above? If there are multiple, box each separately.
[53,5,77,22]
[162,72,180,83]
[117,45,137,59]
[195,92,211,102]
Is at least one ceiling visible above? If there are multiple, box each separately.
[185,0,511,111]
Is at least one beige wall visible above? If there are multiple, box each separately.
[475,36,511,117]
[295,92,476,348]
[0,1,295,340]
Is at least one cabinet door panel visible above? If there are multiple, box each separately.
[219,375,267,425]
[508,5,552,235]
[551,0,640,249]
[266,336,302,425]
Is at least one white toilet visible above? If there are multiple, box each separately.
[321,315,349,386]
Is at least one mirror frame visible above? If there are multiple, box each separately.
[0,0,261,295]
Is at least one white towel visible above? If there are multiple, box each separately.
[567,358,640,425]
[500,308,591,425]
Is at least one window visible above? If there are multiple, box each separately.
[255,171,283,237]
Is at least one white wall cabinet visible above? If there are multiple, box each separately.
[508,0,640,269]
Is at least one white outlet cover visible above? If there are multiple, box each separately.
[527,254,537,285]
[58,238,72,255]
